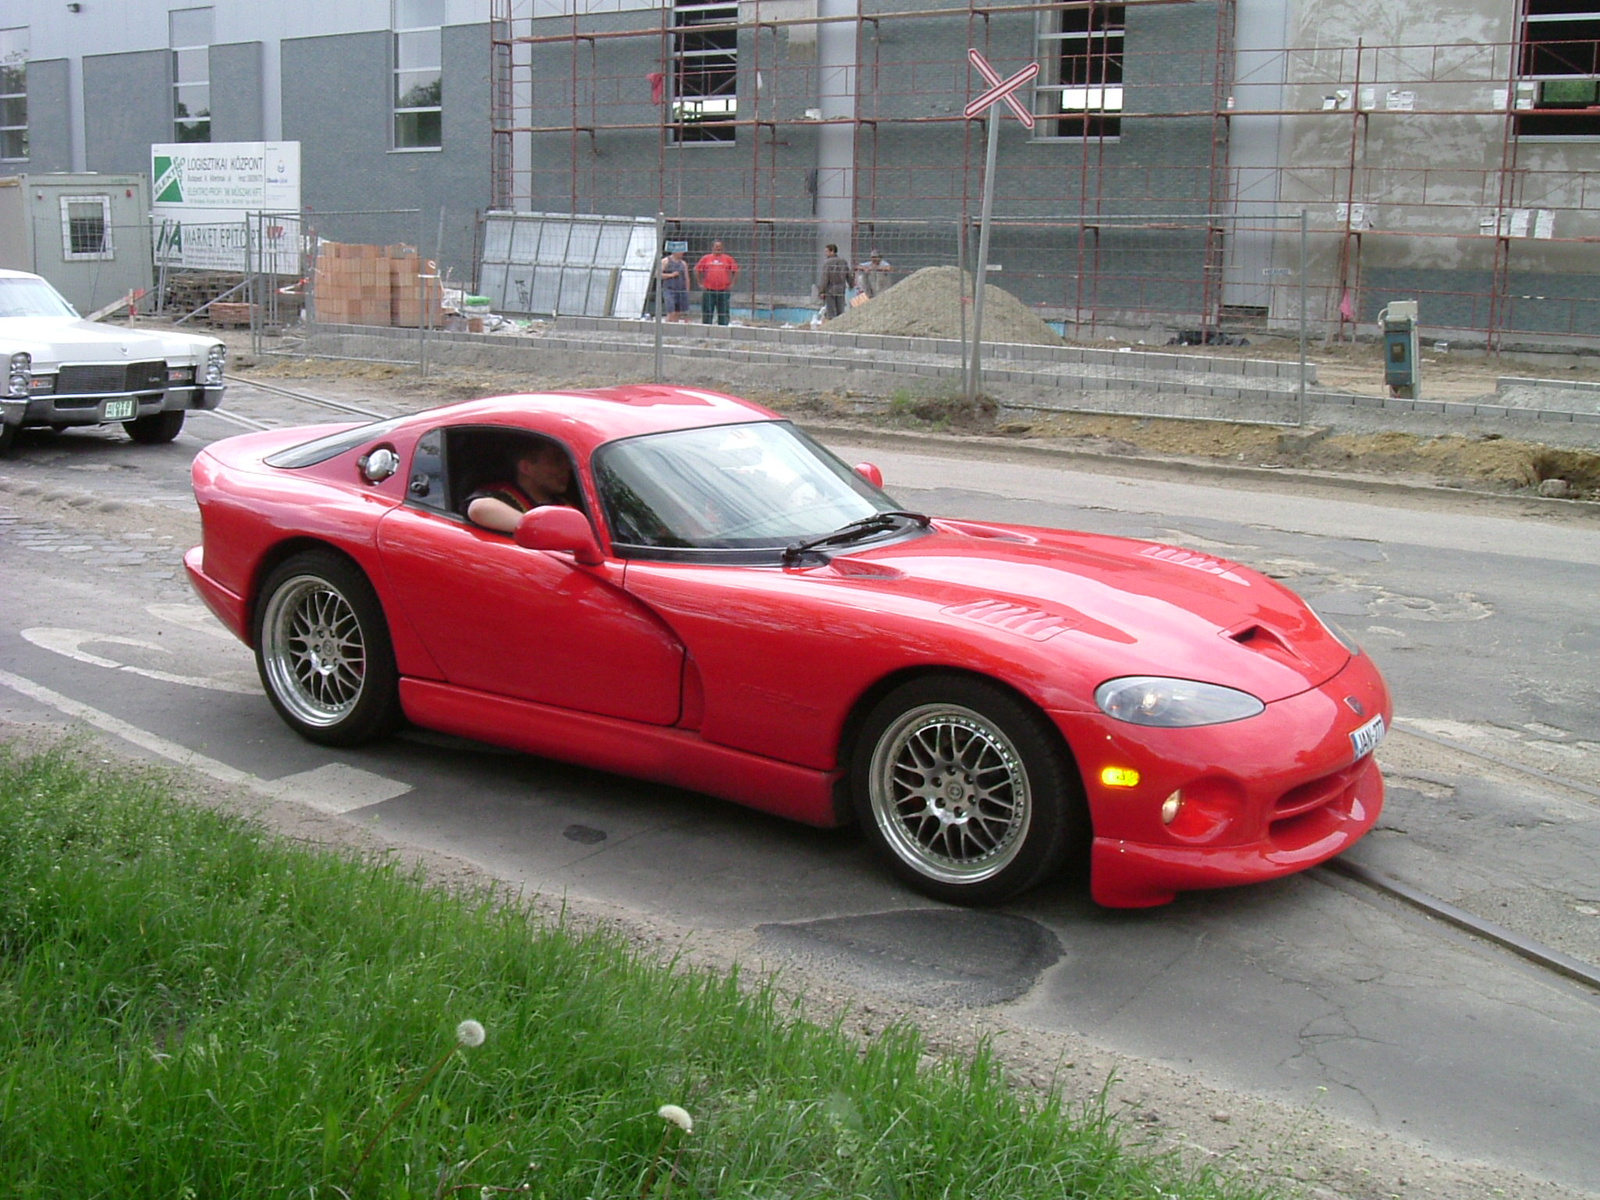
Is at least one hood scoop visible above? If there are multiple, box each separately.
[1225,620,1308,667]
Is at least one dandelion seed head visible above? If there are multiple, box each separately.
[456,1018,487,1047]
[658,1103,693,1133]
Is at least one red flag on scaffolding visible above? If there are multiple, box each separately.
[1338,290,1355,322]
[649,72,665,105]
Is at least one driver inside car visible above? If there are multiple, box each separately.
[465,441,577,533]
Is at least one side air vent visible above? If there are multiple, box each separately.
[943,598,1077,641]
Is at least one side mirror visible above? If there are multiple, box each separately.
[854,461,884,489]
[514,506,604,565]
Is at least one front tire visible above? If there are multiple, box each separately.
[254,551,401,746]
[126,410,186,444]
[851,675,1086,905]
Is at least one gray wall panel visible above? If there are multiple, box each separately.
[210,42,265,142]
[281,25,490,281]
[83,49,169,174]
[23,58,73,172]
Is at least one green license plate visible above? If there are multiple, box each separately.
[103,399,137,421]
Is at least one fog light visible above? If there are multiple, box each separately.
[1160,792,1182,824]
[1101,765,1141,788]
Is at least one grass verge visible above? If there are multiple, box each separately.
[0,744,1280,1199]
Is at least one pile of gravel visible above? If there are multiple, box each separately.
[824,265,1066,347]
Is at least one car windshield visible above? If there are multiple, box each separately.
[0,276,80,319]
[595,421,904,555]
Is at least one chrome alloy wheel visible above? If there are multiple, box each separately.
[866,702,1032,885]
[259,574,368,728]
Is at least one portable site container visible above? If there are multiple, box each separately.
[0,173,154,315]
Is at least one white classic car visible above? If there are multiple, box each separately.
[1,267,227,453]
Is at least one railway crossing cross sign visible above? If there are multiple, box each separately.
[964,49,1038,128]
[962,48,1040,402]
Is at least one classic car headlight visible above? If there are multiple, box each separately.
[204,344,227,385]
[6,352,30,398]
[1094,676,1265,727]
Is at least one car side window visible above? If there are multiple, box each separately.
[407,429,449,511]
[443,426,587,522]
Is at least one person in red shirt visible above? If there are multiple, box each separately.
[694,240,739,325]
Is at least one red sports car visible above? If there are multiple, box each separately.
[186,385,1389,907]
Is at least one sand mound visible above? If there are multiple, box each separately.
[824,265,1065,346]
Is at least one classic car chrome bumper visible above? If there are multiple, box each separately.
[2,382,224,431]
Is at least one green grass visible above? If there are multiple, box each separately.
[0,745,1280,1200]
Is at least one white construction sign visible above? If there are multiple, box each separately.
[150,142,302,272]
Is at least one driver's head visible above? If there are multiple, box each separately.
[515,442,573,503]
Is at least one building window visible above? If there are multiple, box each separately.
[1035,3,1123,139]
[170,7,213,143]
[672,0,737,145]
[1518,0,1600,136]
[394,0,443,149]
[61,195,113,261]
[1,26,29,161]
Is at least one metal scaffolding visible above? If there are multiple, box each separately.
[486,1,1600,347]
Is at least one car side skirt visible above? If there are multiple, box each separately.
[1089,754,1384,908]
[400,677,846,828]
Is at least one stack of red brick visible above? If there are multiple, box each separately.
[313,242,444,328]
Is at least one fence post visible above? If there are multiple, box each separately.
[1298,208,1308,427]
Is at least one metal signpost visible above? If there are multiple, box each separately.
[963,49,1037,404]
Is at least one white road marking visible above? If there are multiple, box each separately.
[0,667,412,814]
[269,762,414,813]
[145,602,239,641]
[21,626,258,694]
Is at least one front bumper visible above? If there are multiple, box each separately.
[2,382,225,431]
[1064,652,1391,908]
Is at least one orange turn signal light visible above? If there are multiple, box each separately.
[1100,766,1141,788]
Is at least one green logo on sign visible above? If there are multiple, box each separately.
[154,155,184,203]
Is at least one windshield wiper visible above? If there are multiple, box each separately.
[782,510,930,564]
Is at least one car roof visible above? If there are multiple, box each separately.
[0,268,45,281]
[433,385,782,453]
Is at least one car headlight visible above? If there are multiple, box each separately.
[204,344,227,385]
[7,352,30,398]
[1094,676,1265,727]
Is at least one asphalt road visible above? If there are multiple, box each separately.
[1,399,1598,1195]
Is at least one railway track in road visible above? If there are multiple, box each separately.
[206,374,399,431]
[202,375,1600,996]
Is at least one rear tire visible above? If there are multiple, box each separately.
[0,423,15,455]
[126,410,186,444]
[254,551,401,746]
[851,675,1086,905]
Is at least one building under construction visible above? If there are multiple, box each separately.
[490,0,1600,347]
[6,0,1599,348]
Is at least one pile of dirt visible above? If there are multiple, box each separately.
[825,265,1066,347]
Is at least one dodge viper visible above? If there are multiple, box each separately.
[186,385,1389,907]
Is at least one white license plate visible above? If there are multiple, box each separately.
[1350,714,1386,761]
[103,398,137,421]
